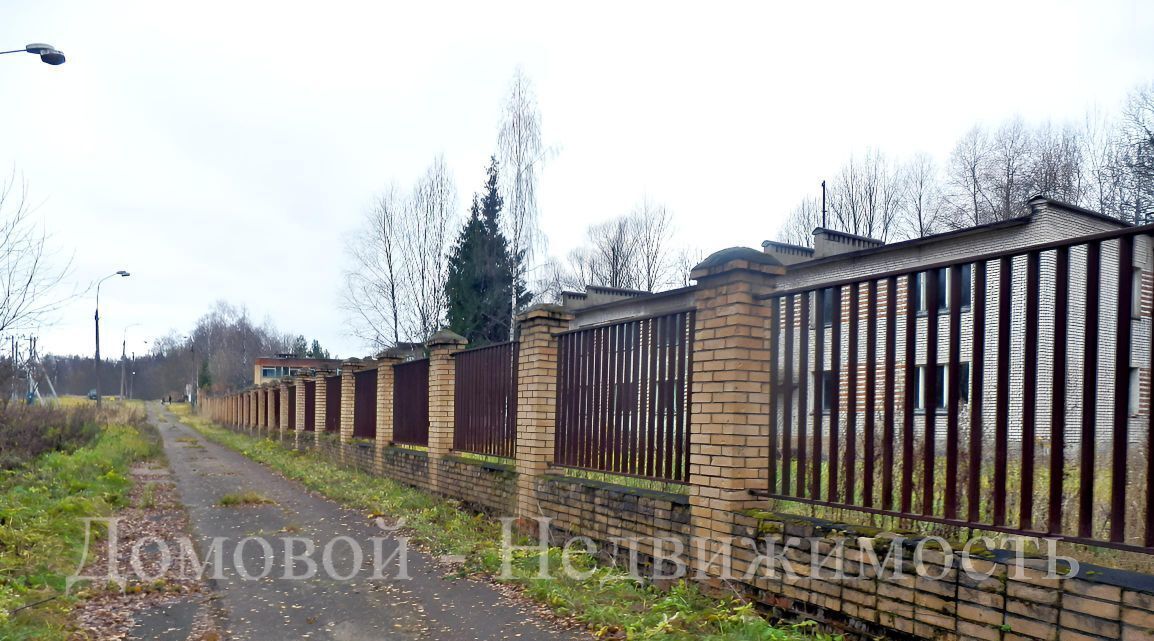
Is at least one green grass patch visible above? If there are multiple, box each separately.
[0,421,159,640]
[218,491,275,507]
[179,411,838,641]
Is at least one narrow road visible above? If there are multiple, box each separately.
[150,404,580,641]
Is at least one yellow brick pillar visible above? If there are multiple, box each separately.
[293,376,307,433]
[373,353,403,453]
[278,381,290,432]
[313,374,328,443]
[258,387,268,432]
[513,305,573,519]
[249,390,256,429]
[266,384,276,432]
[339,359,364,444]
[428,330,467,492]
[686,247,783,585]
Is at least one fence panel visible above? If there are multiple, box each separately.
[324,374,341,433]
[272,388,280,429]
[353,368,377,439]
[304,380,315,431]
[454,342,518,458]
[393,359,429,446]
[555,310,694,483]
[763,226,1154,553]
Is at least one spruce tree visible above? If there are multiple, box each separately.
[446,157,526,344]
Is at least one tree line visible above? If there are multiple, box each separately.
[44,302,333,399]
[777,82,1154,246]
[343,69,701,351]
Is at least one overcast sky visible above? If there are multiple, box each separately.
[2,0,1153,359]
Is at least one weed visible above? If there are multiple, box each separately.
[217,491,275,507]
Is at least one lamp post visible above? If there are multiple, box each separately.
[0,43,65,65]
[94,271,129,407]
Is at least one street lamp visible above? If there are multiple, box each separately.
[94,270,129,407]
[0,43,66,66]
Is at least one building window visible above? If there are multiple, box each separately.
[261,367,277,378]
[1133,268,1143,320]
[914,363,970,411]
[821,370,838,412]
[821,288,836,326]
[916,265,972,313]
[1130,368,1141,417]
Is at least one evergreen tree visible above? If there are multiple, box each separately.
[291,334,308,357]
[306,339,330,360]
[446,157,528,344]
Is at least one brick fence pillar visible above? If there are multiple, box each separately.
[293,376,307,433]
[686,247,783,585]
[513,305,573,519]
[428,330,467,492]
[266,384,276,432]
[279,381,290,432]
[374,353,403,449]
[314,374,328,442]
[340,359,364,444]
[258,387,268,432]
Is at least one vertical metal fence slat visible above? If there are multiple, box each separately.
[901,274,917,514]
[882,277,896,511]
[813,290,825,500]
[769,300,781,494]
[864,280,877,508]
[968,262,987,522]
[798,293,810,497]
[945,264,962,520]
[645,318,659,479]
[783,296,796,496]
[1050,247,1070,535]
[1080,242,1101,538]
[994,257,1012,527]
[846,283,859,505]
[1112,236,1134,543]
[924,268,940,516]
[829,286,842,503]
[1021,252,1041,530]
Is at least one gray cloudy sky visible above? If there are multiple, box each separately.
[2,0,1153,359]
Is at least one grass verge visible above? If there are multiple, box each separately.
[177,409,839,641]
[0,410,158,640]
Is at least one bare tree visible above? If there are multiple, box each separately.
[673,246,706,287]
[901,152,944,238]
[945,126,996,227]
[829,149,904,241]
[343,157,457,351]
[405,156,457,343]
[777,195,822,247]
[986,117,1035,220]
[343,185,405,348]
[0,172,71,335]
[498,68,546,317]
[633,199,675,291]
[1116,83,1154,223]
[1031,121,1085,204]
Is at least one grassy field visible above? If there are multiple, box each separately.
[0,403,155,640]
[176,407,840,641]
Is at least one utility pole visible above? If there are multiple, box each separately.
[120,336,127,399]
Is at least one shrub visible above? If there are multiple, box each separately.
[0,405,100,470]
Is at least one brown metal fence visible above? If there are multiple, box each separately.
[555,310,695,483]
[324,374,341,433]
[272,388,280,428]
[393,359,429,446]
[354,368,377,439]
[454,341,518,458]
[763,225,1154,553]
[304,380,316,431]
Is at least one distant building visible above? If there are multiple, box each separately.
[253,354,341,385]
